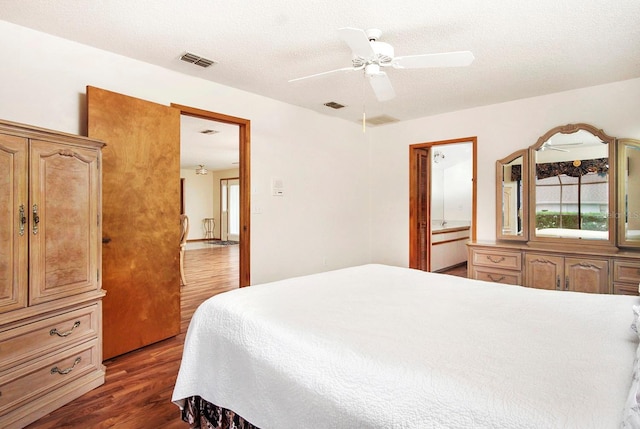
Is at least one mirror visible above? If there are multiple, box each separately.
[531,124,615,244]
[619,139,640,247]
[496,149,528,240]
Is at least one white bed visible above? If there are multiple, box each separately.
[536,227,609,240]
[172,264,640,429]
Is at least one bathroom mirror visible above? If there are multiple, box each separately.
[618,139,640,248]
[496,149,528,240]
[530,123,615,244]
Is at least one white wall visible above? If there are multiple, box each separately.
[180,169,215,240]
[369,77,640,267]
[3,20,639,283]
[0,20,370,284]
[180,167,239,240]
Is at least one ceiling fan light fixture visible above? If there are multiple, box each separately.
[365,63,381,76]
[195,165,208,175]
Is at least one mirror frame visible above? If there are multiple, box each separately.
[618,138,640,248]
[496,149,528,241]
[528,123,616,246]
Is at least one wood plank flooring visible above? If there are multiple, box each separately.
[26,245,239,429]
[26,253,465,428]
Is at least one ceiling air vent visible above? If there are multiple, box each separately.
[362,114,400,126]
[324,101,345,109]
[180,52,217,68]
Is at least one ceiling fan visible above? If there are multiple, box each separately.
[288,27,475,101]
[540,141,584,152]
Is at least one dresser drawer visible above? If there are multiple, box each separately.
[0,304,99,372]
[613,282,640,296]
[0,339,100,415]
[614,261,640,284]
[471,249,522,270]
[472,267,522,285]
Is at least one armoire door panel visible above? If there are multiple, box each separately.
[87,86,181,359]
[28,140,100,305]
[0,134,28,313]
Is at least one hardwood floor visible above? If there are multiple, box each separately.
[25,253,465,428]
[26,245,239,429]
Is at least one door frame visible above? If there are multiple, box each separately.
[409,137,477,270]
[171,103,251,287]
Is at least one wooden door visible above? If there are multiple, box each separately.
[525,253,564,290]
[29,139,101,305]
[87,86,181,359]
[565,258,609,294]
[0,133,27,312]
[416,148,430,271]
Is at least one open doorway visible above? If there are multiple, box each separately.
[220,178,240,241]
[173,103,251,287]
[409,137,477,272]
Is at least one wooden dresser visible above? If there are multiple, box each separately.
[473,123,640,295]
[468,242,640,295]
[0,120,105,428]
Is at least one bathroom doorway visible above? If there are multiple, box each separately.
[409,137,477,272]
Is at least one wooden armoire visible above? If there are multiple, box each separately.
[0,119,105,428]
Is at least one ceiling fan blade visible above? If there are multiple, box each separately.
[368,72,395,101]
[543,146,569,152]
[393,51,475,69]
[288,66,355,83]
[338,27,376,59]
[550,142,584,147]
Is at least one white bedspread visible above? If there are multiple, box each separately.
[172,264,639,429]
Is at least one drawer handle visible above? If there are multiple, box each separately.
[51,357,81,375]
[50,321,81,337]
[487,256,505,264]
[488,274,505,283]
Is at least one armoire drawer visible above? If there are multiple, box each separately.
[471,248,522,270]
[0,304,99,372]
[0,339,100,416]
[472,267,522,286]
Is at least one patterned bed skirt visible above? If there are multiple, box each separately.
[182,396,260,429]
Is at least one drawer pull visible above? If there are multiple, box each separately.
[487,256,505,264]
[50,321,81,337]
[488,274,505,283]
[51,357,81,375]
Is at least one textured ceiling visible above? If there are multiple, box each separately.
[2,0,640,168]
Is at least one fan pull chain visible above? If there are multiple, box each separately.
[362,72,366,133]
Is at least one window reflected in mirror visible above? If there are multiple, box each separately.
[534,129,609,240]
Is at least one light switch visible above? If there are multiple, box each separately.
[272,178,284,196]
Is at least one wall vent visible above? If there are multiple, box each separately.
[324,101,345,109]
[180,52,217,68]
